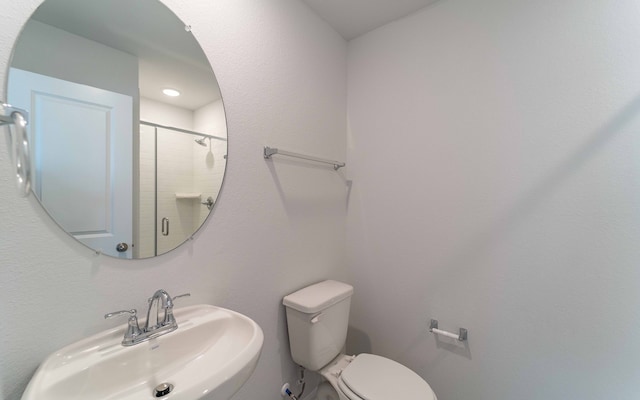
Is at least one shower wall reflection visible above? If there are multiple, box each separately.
[137,97,227,258]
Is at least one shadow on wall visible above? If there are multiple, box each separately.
[265,155,351,218]
[428,93,640,293]
[346,325,372,355]
[278,301,298,382]
[4,365,35,400]
[433,335,471,360]
[391,93,640,368]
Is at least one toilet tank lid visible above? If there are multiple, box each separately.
[283,280,354,314]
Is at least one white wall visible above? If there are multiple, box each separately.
[0,1,347,400]
[140,97,195,131]
[11,19,138,98]
[347,0,640,399]
[195,99,227,138]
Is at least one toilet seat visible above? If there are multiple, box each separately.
[336,354,436,400]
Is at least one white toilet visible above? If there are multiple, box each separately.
[283,280,437,400]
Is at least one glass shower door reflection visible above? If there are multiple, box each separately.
[137,123,157,258]
[136,122,227,258]
[156,127,201,255]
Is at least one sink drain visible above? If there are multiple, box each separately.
[153,383,174,398]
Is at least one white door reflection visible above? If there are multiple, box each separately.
[10,68,134,258]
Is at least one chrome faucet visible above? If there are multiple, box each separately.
[105,289,190,346]
[146,289,173,331]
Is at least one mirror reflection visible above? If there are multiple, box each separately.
[7,0,227,259]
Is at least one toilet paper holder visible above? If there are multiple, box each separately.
[429,319,468,342]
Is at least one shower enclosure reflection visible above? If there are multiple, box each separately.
[138,122,226,258]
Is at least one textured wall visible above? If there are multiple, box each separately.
[0,1,347,399]
[347,0,640,399]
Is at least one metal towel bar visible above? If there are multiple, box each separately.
[264,146,345,170]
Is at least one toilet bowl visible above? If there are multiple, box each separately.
[318,353,436,400]
[283,280,437,400]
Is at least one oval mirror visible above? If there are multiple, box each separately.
[6,0,227,259]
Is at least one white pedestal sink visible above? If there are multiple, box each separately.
[22,305,263,400]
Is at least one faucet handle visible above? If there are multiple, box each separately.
[162,293,190,326]
[172,293,191,302]
[104,309,137,319]
[104,309,142,345]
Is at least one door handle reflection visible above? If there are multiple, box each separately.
[161,218,170,236]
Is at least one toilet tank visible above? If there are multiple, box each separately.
[283,280,354,371]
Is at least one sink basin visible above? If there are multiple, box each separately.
[22,305,264,400]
